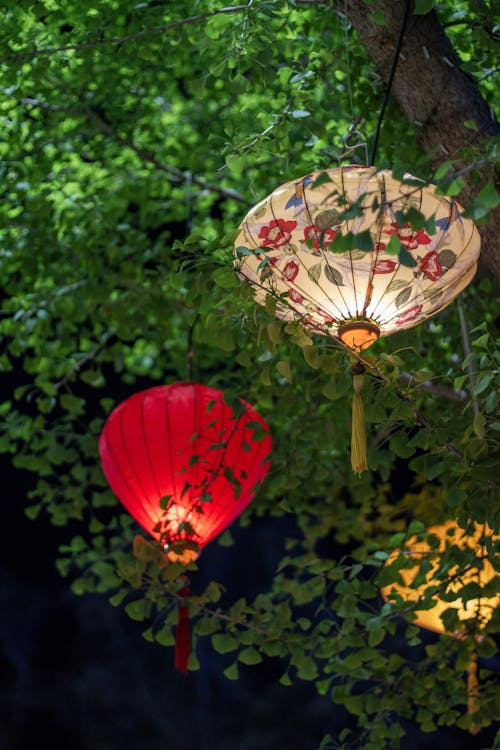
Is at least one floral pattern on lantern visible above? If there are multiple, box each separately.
[234,166,480,351]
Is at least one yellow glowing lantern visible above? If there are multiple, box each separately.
[234,166,481,472]
[380,520,499,732]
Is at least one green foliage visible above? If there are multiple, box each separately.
[0,1,499,749]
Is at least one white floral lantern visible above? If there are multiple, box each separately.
[234,165,480,351]
[234,165,481,471]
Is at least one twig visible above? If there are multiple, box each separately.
[444,157,499,180]
[456,297,481,420]
[54,331,117,390]
[399,372,467,402]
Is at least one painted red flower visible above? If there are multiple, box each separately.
[394,304,423,326]
[289,289,304,303]
[258,219,297,248]
[384,223,431,250]
[304,224,336,250]
[373,258,397,274]
[418,250,442,281]
[282,260,299,282]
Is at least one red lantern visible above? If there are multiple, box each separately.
[99,382,272,671]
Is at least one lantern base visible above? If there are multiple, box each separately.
[338,319,380,351]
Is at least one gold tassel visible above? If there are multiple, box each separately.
[467,651,480,735]
[351,363,368,474]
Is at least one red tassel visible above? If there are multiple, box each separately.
[175,586,190,674]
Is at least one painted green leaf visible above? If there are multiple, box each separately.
[395,287,412,308]
[386,279,409,293]
[324,264,344,286]
[308,262,322,283]
[438,249,457,268]
[423,287,443,302]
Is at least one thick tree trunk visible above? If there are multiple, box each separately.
[344,0,500,284]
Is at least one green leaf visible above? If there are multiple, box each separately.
[404,206,426,229]
[472,333,489,348]
[212,633,238,654]
[473,412,486,437]
[60,393,85,415]
[239,647,263,665]
[223,661,239,680]
[302,345,320,369]
[212,268,239,288]
[434,160,455,180]
[124,599,152,622]
[398,246,418,268]
[311,172,333,188]
[276,360,292,382]
[475,180,500,210]
[370,7,386,24]
[385,234,401,255]
[295,654,318,680]
[473,374,491,395]
[413,0,434,14]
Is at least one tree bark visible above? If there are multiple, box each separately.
[344,0,500,284]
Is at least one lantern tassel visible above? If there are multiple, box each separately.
[467,651,480,735]
[351,364,368,474]
[175,584,191,675]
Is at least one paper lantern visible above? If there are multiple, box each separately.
[99,382,272,671]
[380,520,499,731]
[234,165,480,472]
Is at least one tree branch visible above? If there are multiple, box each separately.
[456,298,481,420]
[4,6,248,62]
[20,97,249,205]
[54,331,117,391]
[398,372,467,403]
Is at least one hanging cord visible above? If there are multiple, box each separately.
[369,0,412,166]
[467,650,480,734]
[174,578,191,674]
